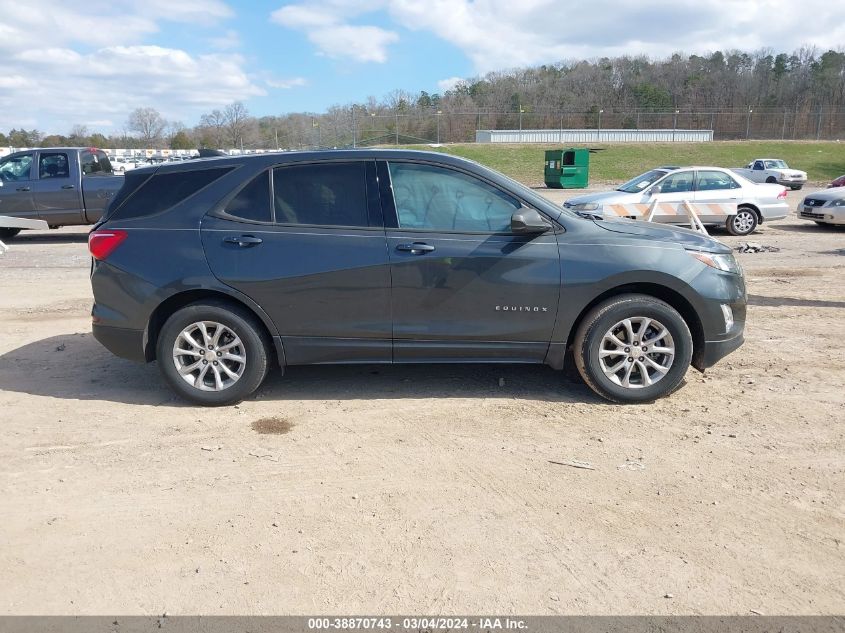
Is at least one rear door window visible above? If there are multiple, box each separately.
[272,163,368,227]
[696,170,740,191]
[80,150,113,175]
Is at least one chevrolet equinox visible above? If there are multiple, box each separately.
[89,150,746,406]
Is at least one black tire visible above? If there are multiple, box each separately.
[765,176,777,184]
[0,228,21,241]
[791,185,803,190]
[156,301,270,406]
[573,294,693,403]
[726,207,758,236]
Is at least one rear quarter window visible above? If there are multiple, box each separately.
[109,167,233,221]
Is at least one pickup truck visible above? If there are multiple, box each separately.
[732,158,807,190]
[0,147,124,240]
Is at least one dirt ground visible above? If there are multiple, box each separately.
[0,186,843,615]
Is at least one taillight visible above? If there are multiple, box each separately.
[777,188,787,200]
[89,230,127,260]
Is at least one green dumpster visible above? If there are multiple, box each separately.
[544,148,590,189]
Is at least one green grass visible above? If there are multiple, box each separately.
[399,141,845,186]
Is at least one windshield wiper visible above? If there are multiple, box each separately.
[575,210,604,220]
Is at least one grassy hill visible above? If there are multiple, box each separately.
[400,141,845,186]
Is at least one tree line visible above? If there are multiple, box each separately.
[3,46,844,149]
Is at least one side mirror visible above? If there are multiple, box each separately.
[511,208,551,234]
[649,184,662,195]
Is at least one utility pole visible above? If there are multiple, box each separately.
[816,107,823,140]
[673,109,679,142]
[436,110,442,144]
[597,109,603,142]
[274,128,279,150]
[395,109,399,145]
[519,107,525,142]
[746,108,753,140]
[351,105,356,148]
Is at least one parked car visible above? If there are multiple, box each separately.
[563,166,788,236]
[732,158,807,190]
[796,187,845,226]
[89,150,746,406]
[0,147,124,240]
[828,174,845,188]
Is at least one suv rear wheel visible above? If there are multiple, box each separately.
[156,301,270,406]
[573,294,693,403]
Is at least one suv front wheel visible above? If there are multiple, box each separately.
[156,301,270,406]
[573,294,693,403]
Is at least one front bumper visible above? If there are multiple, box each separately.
[797,207,845,225]
[778,177,806,187]
[697,331,745,370]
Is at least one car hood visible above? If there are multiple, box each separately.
[804,186,845,201]
[564,190,633,205]
[591,217,731,253]
[781,169,807,177]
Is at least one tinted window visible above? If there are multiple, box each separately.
[696,170,740,191]
[224,172,272,222]
[80,150,113,175]
[658,171,694,194]
[39,152,70,179]
[111,167,232,220]
[273,163,368,227]
[388,162,520,232]
[0,154,34,182]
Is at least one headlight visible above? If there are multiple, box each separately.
[567,202,600,211]
[688,250,742,275]
[831,199,845,207]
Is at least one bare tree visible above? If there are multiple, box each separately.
[68,124,89,145]
[224,102,250,150]
[127,107,167,147]
[199,109,226,147]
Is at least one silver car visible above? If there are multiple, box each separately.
[797,187,845,226]
[564,166,789,236]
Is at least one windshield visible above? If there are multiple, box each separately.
[617,169,668,193]
[764,160,788,169]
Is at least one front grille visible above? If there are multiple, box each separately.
[800,210,825,219]
[804,199,825,207]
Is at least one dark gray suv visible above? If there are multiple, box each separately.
[89,150,746,406]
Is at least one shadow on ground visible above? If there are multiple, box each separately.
[0,332,599,406]
[749,294,845,308]
[9,231,88,245]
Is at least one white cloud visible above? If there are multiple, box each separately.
[271,1,399,63]
[210,29,242,50]
[437,76,463,92]
[0,2,265,134]
[266,77,309,89]
[387,0,845,73]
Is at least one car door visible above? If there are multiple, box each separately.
[380,160,560,362]
[693,169,742,223]
[201,160,392,365]
[0,153,37,218]
[642,170,696,225]
[31,151,84,225]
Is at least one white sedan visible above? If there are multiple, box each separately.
[564,166,789,236]
[797,187,845,226]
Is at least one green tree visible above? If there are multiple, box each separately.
[170,130,194,149]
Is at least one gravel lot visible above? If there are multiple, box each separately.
[1,187,843,614]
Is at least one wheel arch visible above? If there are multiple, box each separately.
[144,289,284,367]
[564,282,706,370]
[737,202,762,224]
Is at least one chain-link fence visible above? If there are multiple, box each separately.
[307,108,845,148]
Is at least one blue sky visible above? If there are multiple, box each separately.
[0,1,841,135]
